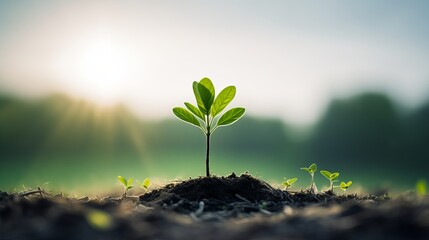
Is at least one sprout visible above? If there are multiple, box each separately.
[416,179,427,197]
[320,170,339,192]
[340,181,353,194]
[137,178,151,191]
[173,78,245,177]
[117,176,134,198]
[301,163,318,193]
[282,178,298,191]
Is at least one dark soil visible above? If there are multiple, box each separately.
[1,174,429,240]
[139,173,384,216]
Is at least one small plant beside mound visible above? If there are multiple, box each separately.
[301,163,318,193]
[320,170,339,192]
[282,178,298,191]
[340,181,353,194]
[118,176,134,198]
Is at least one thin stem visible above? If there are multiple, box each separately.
[310,174,317,193]
[206,132,210,177]
[205,114,211,177]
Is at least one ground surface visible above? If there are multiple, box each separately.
[1,174,429,240]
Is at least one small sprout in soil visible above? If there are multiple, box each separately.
[320,170,339,192]
[340,181,353,194]
[282,178,298,191]
[301,163,318,193]
[416,179,427,197]
[118,176,134,197]
[137,178,151,191]
[173,77,245,177]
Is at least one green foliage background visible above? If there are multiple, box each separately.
[0,93,428,193]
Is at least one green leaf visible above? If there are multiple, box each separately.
[282,181,290,187]
[184,102,205,120]
[193,81,207,114]
[320,170,331,179]
[117,176,127,187]
[199,78,215,98]
[197,82,214,113]
[142,178,151,189]
[309,163,317,173]
[217,107,245,126]
[330,172,339,180]
[287,178,298,185]
[173,107,201,127]
[301,167,310,173]
[127,178,134,187]
[340,181,352,190]
[211,86,236,117]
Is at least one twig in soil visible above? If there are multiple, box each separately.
[235,194,251,203]
[163,199,185,210]
[194,201,205,215]
[259,208,273,215]
[18,189,51,197]
[190,201,205,220]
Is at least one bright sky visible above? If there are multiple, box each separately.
[0,0,428,124]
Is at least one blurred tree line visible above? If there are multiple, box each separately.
[0,92,428,186]
[309,93,429,185]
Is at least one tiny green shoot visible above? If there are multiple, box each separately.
[416,179,427,197]
[320,170,339,192]
[173,78,245,177]
[118,176,134,198]
[340,181,353,194]
[301,163,318,193]
[137,178,151,191]
[282,178,298,191]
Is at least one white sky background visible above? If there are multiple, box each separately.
[0,0,428,124]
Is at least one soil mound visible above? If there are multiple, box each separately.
[139,173,288,213]
[139,173,388,215]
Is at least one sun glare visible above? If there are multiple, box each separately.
[54,32,137,105]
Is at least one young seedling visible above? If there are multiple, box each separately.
[340,181,353,194]
[282,178,298,191]
[117,176,134,198]
[173,78,245,177]
[416,179,427,197]
[320,170,339,192]
[137,178,151,192]
[301,163,318,193]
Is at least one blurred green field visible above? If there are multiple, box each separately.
[0,93,428,194]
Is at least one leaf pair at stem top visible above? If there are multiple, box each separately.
[173,78,245,176]
[173,78,245,134]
